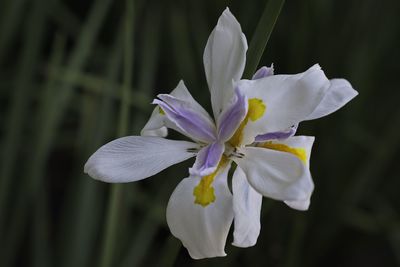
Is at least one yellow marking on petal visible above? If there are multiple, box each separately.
[193,156,229,207]
[229,98,266,147]
[158,106,165,115]
[261,142,307,164]
[193,174,215,207]
[247,98,266,121]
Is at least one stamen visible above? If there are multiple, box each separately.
[224,145,244,158]
[186,148,199,153]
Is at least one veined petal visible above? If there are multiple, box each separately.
[305,78,358,120]
[166,164,233,259]
[252,64,274,80]
[153,81,216,143]
[140,106,168,137]
[236,64,329,145]
[233,144,313,202]
[232,166,262,248]
[217,88,248,142]
[84,136,198,183]
[189,142,225,177]
[203,8,248,118]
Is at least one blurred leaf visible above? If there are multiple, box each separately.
[243,0,285,78]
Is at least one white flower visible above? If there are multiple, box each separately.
[84,8,358,259]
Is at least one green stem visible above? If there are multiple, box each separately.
[243,0,285,79]
[99,1,134,267]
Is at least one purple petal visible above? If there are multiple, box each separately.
[252,64,274,80]
[217,89,248,142]
[189,142,225,176]
[255,124,298,142]
[153,95,216,143]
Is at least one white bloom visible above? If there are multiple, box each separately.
[85,8,357,259]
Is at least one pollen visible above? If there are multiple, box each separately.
[261,142,307,164]
[158,106,165,115]
[193,156,228,207]
[229,98,266,147]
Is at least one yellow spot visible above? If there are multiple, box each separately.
[229,98,266,147]
[193,156,228,207]
[247,98,266,121]
[261,142,307,164]
[193,174,215,207]
[158,106,165,115]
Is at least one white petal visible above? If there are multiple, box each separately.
[143,80,214,140]
[169,80,214,124]
[284,198,310,211]
[266,136,315,210]
[306,78,358,120]
[166,165,233,259]
[232,166,262,248]
[203,8,248,118]
[140,106,168,137]
[153,80,216,143]
[189,142,225,177]
[236,64,329,145]
[234,146,313,202]
[216,88,248,142]
[273,135,315,164]
[84,136,198,183]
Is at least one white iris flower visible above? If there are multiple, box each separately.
[84,8,357,259]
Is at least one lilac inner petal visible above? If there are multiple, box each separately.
[252,64,274,80]
[153,95,216,143]
[217,89,248,142]
[255,124,298,142]
[189,142,224,177]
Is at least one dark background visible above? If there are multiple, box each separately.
[0,0,399,266]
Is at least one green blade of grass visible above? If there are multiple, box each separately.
[169,5,199,88]
[1,0,113,265]
[29,33,66,267]
[156,236,183,267]
[120,176,173,267]
[308,108,400,267]
[131,2,162,132]
[118,3,171,266]
[0,0,26,64]
[0,0,46,245]
[47,67,151,111]
[99,1,134,266]
[57,20,124,267]
[283,214,307,267]
[242,0,285,79]
[32,187,52,267]
[47,0,81,38]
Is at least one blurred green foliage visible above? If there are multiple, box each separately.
[0,0,399,266]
